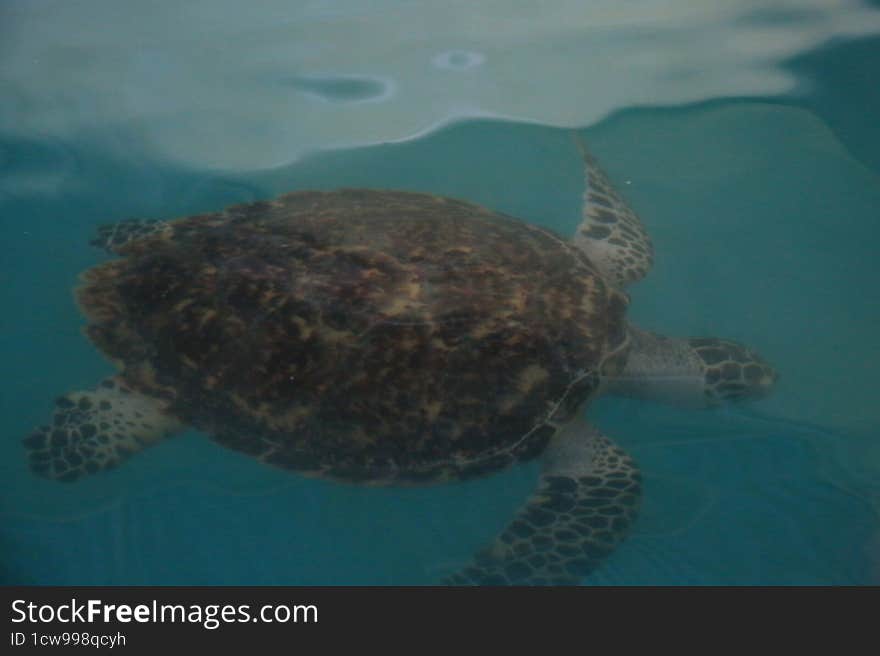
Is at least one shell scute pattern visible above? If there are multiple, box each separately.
[77,190,624,483]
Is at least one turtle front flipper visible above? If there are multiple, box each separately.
[22,377,183,482]
[90,218,170,254]
[570,136,654,289]
[604,324,778,407]
[445,419,641,586]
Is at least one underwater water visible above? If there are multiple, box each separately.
[1,1,879,585]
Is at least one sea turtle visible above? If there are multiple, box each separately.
[22,138,777,585]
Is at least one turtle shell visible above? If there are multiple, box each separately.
[77,189,629,483]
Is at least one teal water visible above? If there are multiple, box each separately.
[2,7,879,585]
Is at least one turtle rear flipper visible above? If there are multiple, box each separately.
[571,136,654,289]
[445,419,641,585]
[22,377,183,482]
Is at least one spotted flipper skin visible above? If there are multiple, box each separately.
[90,218,169,254]
[445,420,641,585]
[22,377,182,482]
[571,136,654,289]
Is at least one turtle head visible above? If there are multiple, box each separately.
[687,338,779,404]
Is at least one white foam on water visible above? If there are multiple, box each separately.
[2,0,879,170]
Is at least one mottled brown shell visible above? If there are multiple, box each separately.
[77,190,629,483]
